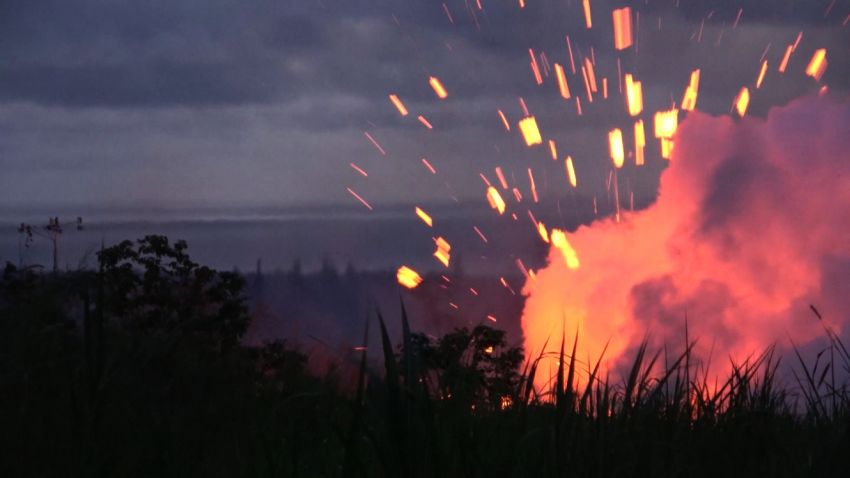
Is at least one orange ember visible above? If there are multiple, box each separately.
[486,186,506,215]
[429,76,448,99]
[518,116,543,146]
[612,7,633,50]
[608,128,625,169]
[397,266,423,289]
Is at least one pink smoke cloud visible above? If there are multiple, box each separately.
[521,95,850,381]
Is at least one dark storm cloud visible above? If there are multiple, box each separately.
[0,0,847,210]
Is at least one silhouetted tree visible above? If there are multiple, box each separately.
[97,235,249,352]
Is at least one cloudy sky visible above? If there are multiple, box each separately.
[1,0,847,214]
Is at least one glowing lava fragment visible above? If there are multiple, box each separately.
[609,128,625,169]
[429,76,448,99]
[415,207,433,227]
[554,63,571,99]
[756,61,768,89]
[582,0,592,28]
[433,236,451,267]
[518,116,543,146]
[634,120,646,166]
[565,156,577,188]
[806,49,828,81]
[486,186,506,215]
[654,109,678,139]
[550,229,580,269]
[397,266,423,289]
[681,69,700,111]
[612,7,633,50]
[624,73,643,116]
[733,87,750,117]
[778,44,794,73]
[537,222,550,243]
[388,94,408,116]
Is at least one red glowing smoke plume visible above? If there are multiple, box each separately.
[522,95,850,383]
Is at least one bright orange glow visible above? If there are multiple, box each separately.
[755,60,768,89]
[634,119,646,166]
[806,49,828,81]
[433,236,451,267]
[608,128,625,169]
[518,116,543,146]
[624,73,643,116]
[660,138,674,159]
[582,0,592,28]
[429,76,448,99]
[415,207,433,227]
[612,7,633,50]
[523,100,846,390]
[548,140,558,160]
[550,229,580,269]
[654,109,678,139]
[778,44,793,73]
[397,266,423,289]
[565,156,577,188]
[486,186,506,215]
[733,87,750,117]
[554,63,571,99]
[388,94,408,116]
[681,69,700,111]
[654,109,678,160]
[537,222,550,243]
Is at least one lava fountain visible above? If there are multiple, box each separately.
[521,95,850,385]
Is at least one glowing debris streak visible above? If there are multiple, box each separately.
[625,73,643,116]
[554,63,571,99]
[363,131,386,156]
[681,69,700,111]
[349,162,368,177]
[609,128,625,169]
[565,156,577,188]
[397,266,423,289]
[486,186,506,215]
[433,236,451,267]
[388,94,408,116]
[634,119,646,166]
[429,76,448,99]
[346,187,373,211]
[518,116,542,146]
[415,207,433,227]
[550,229,580,269]
[733,87,751,117]
[756,60,769,89]
[806,49,828,81]
[612,7,633,50]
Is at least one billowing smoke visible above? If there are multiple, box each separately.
[521,95,850,382]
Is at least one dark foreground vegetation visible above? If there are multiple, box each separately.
[1,236,849,477]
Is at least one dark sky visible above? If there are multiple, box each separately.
[1,0,847,213]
